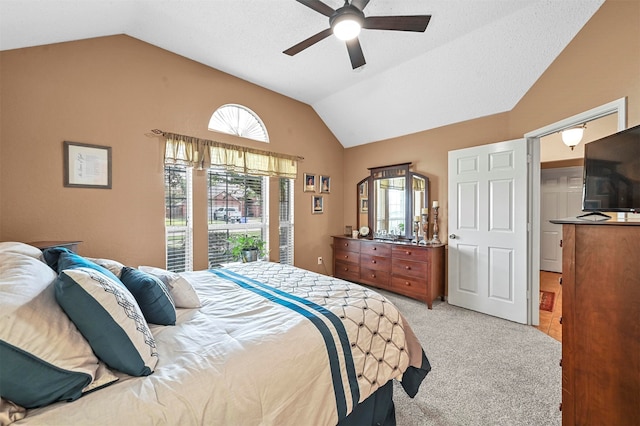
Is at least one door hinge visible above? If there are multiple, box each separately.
[527,154,532,163]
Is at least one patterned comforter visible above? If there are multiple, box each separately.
[17,262,430,425]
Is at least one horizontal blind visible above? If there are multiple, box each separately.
[165,166,192,272]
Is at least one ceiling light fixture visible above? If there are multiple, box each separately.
[561,124,586,150]
[330,4,364,41]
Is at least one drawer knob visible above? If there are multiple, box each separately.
[371,274,376,278]
[405,251,411,255]
[405,266,411,270]
[373,247,377,250]
[371,260,376,264]
[404,281,410,286]
[343,255,349,259]
[343,267,348,271]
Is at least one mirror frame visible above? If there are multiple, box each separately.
[357,163,429,240]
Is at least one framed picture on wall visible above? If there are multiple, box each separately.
[320,175,331,193]
[63,141,112,189]
[312,195,324,214]
[304,173,316,192]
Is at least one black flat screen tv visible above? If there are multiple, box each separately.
[582,123,640,215]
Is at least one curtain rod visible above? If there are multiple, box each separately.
[148,129,304,161]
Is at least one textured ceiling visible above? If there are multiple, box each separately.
[0,0,604,147]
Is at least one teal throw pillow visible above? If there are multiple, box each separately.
[119,267,176,326]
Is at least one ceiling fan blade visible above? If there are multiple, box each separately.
[351,0,370,12]
[283,28,333,56]
[364,15,431,32]
[295,0,335,17]
[346,37,366,69]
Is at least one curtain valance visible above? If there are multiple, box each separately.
[163,131,301,179]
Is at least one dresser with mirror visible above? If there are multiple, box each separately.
[334,163,444,308]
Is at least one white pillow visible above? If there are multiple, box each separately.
[0,241,44,259]
[138,266,201,308]
[0,251,117,409]
[85,257,125,278]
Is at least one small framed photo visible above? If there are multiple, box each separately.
[360,198,368,213]
[312,195,324,214]
[320,175,331,193]
[303,173,316,192]
[64,141,112,189]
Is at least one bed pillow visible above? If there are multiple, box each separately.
[55,267,158,376]
[0,241,44,259]
[43,248,123,285]
[119,267,176,325]
[86,257,125,279]
[41,246,74,271]
[138,266,201,308]
[0,250,117,409]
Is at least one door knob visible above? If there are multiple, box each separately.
[449,234,457,239]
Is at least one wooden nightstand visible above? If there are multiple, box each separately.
[28,240,82,253]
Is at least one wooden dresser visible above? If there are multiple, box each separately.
[332,236,444,308]
[551,218,640,425]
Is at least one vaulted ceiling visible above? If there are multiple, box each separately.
[0,0,604,147]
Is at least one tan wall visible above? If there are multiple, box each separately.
[343,0,640,246]
[0,35,344,273]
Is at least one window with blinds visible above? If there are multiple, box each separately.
[207,170,268,267]
[164,165,193,272]
[279,178,294,265]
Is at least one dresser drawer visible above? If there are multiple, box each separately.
[334,261,360,282]
[360,254,391,272]
[332,236,444,309]
[334,248,360,265]
[391,275,427,299]
[392,245,428,262]
[334,238,361,253]
[360,268,390,288]
[360,241,391,257]
[392,258,427,278]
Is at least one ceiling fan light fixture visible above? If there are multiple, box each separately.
[330,6,365,41]
[333,16,361,40]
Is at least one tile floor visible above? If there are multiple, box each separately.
[535,271,562,342]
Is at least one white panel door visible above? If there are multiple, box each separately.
[540,167,583,272]
[448,140,528,323]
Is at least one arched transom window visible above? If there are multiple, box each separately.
[208,104,269,143]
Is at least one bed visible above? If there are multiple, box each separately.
[0,242,430,425]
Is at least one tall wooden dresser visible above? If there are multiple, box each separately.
[551,218,640,425]
[332,236,445,309]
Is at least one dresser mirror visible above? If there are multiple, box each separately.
[357,163,428,240]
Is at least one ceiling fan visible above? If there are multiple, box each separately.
[283,0,431,69]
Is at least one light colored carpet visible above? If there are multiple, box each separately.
[381,291,562,426]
